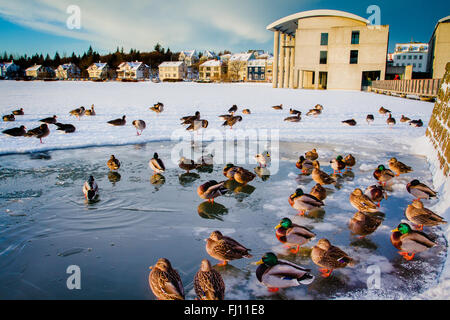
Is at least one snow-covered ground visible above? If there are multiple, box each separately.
[0,80,448,299]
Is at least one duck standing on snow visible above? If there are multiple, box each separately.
[255,151,271,168]
[312,160,336,185]
[390,223,436,261]
[306,108,321,117]
[342,119,357,126]
[379,106,391,115]
[69,106,85,119]
[364,185,387,207]
[149,258,184,300]
[406,179,437,200]
[348,212,383,238]
[255,252,314,292]
[107,115,126,126]
[373,165,395,186]
[197,180,228,203]
[366,114,374,125]
[388,157,413,176]
[40,115,58,124]
[149,152,165,173]
[296,156,314,173]
[150,102,164,113]
[290,108,302,115]
[222,115,242,130]
[288,188,324,216]
[205,230,252,266]
[242,109,251,115]
[233,167,256,185]
[349,188,379,213]
[12,108,24,115]
[107,155,121,171]
[386,113,396,128]
[405,199,447,231]
[409,119,423,127]
[305,148,319,161]
[55,123,76,133]
[194,259,225,300]
[85,105,96,116]
[275,217,316,254]
[2,125,26,137]
[179,157,198,173]
[186,119,208,132]
[26,123,50,143]
[228,105,238,115]
[180,111,200,125]
[284,113,301,122]
[330,155,346,174]
[132,120,146,136]
[2,114,15,122]
[311,239,355,278]
[83,175,99,200]
[272,104,283,110]
[400,115,411,123]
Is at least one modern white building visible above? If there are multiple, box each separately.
[392,43,429,73]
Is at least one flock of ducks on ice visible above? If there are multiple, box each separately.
[1,102,441,300]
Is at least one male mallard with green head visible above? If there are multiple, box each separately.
[275,218,316,254]
[255,252,314,292]
[391,223,436,261]
[149,152,165,173]
[330,155,346,174]
[288,188,324,216]
[406,179,437,200]
[373,165,395,186]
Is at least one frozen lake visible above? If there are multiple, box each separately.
[0,140,445,300]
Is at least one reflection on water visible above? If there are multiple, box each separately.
[0,140,446,300]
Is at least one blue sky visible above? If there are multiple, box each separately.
[0,0,448,57]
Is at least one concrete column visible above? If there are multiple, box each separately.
[314,69,319,90]
[284,36,291,88]
[289,36,295,88]
[278,33,286,88]
[272,31,280,88]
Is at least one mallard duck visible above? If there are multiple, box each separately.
[272,104,283,110]
[3,114,15,122]
[342,119,357,126]
[255,151,270,168]
[149,152,165,173]
[364,185,387,207]
[330,155,346,174]
[343,154,356,171]
[405,199,447,230]
[349,188,379,213]
[305,148,318,161]
[150,102,164,113]
[379,107,391,115]
[296,156,314,173]
[148,258,184,300]
[290,108,301,115]
[391,223,436,261]
[197,154,214,166]
[310,183,327,201]
[312,161,336,185]
[242,109,251,115]
[205,230,252,266]
[26,123,50,143]
[386,113,396,127]
[284,113,301,122]
[179,157,198,173]
[255,252,314,292]
[400,115,411,123]
[132,120,146,135]
[406,179,437,200]
[306,109,321,117]
[82,175,99,200]
[69,106,85,119]
[107,155,121,171]
[85,105,96,116]
[40,115,57,124]
[288,188,324,216]
[186,119,208,132]
[2,125,26,137]
[388,157,412,176]
[234,167,256,185]
[223,164,238,179]
[348,211,383,238]
[275,218,316,254]
[409,119,423,127]
[373,165,395,186]
[218,114,233,121]
[55,123,76,133]
[194,259,225,300]
[222,115,242,129]
[180,111,200,124]
[314,104,323,111]
[107,115,126,126]
[228,105,238,115]
[311,239,355,277]
[366,114,374,125]
[12,108,24,115]
[197,180,228,203]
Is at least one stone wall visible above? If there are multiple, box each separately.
[426,62,450,176]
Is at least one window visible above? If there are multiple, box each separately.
[419,63,422,68]
[350,50,358,64]
[351,31,360,44]
[320,51,327,64]
[408,55,412,60]
[414,55,417,60]
[413,63,416,67]
[321,33,328,45]
[419,55,423,60]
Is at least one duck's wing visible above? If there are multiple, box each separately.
[299,194,324,207]
[416,183,437,197]
[401,232,436,251]
[286,225,316,242]
[219,237,251,258]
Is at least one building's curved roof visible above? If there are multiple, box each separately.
[266,9,370,35]
[438,15,450,24]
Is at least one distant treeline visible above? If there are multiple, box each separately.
[1,44,179,77]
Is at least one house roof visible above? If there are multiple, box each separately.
[200,60,222,67]
[59,63,79,70]
[430,15,450,41]
[248,59,267,67]
[229,53,254,62]
[180,50,198,58]
[266,9,370,35]
[26,64,42,71]
[118,61,149,70]
[159,61,184,68]
[89,62,108,70]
